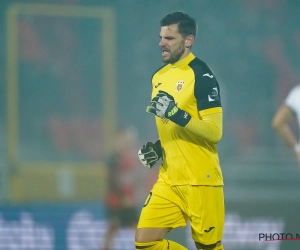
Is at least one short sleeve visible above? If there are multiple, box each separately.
[285,85,300,114]
[195,73,222,111]
[189,58,222,113]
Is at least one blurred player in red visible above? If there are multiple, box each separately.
[102,127,141,250]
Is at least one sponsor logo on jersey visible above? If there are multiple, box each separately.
[154,82,162,88]
[204,227,215,233]
[208,87,219,102]
[203,73,214,78]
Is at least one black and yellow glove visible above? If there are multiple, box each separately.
[146,90,191,127]
[138,141,162,168]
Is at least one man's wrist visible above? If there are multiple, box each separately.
[169,108,191,127]
[154,140,162,159]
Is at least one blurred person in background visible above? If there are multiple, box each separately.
[272,84,300,170]
[102,126,140,250]
[136,12,225,250]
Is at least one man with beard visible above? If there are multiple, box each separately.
[136,12,225,250]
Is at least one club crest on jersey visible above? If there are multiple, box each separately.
[175,80,185,92]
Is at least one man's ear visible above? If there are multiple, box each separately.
[185,35,195,48]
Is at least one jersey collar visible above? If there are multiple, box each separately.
[170,52,195,68]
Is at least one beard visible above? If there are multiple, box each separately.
[162,41,185,64]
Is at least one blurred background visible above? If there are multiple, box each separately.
[0,0,300,249]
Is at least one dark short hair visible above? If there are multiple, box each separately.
[160,12,197,38]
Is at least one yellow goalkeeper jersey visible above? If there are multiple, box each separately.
[151,53,223,186]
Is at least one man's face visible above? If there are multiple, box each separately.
[159,23,186,64]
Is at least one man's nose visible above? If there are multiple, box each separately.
[159,39,166,47]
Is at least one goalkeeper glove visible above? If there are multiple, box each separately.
[146,90,191,127]
[138,141,162,168]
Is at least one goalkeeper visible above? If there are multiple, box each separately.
[135,12,225,250]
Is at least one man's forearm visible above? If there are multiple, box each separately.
[272,105,298,148]
[274,124,298,149]
[184,112,222,143]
